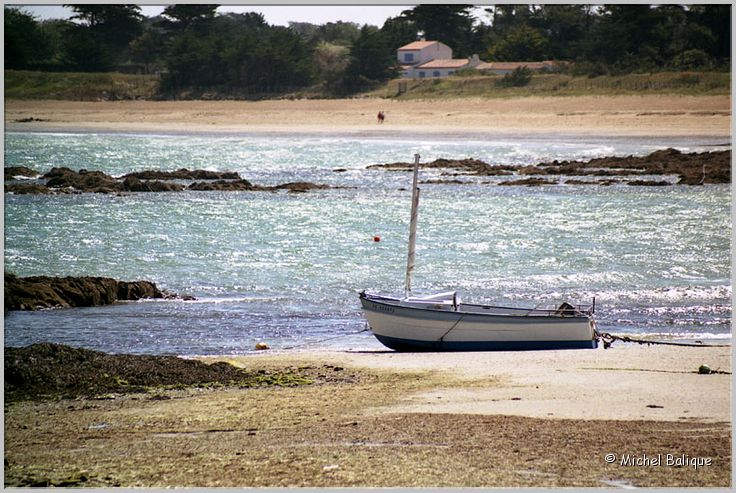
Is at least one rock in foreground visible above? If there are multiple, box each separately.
[4,273,181,311]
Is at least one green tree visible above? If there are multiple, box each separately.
[528,5,589,60]
[129,29,166,74]
[380,15,417,51]
[488,25,548,61]
[160,4,218,30]
[313,41,350,89]
[688,4,730,62]
[4,7,54,69]
[163,12,314,94]
[340,26,397,93]
[485,4,535,37]
[63,4,144,70]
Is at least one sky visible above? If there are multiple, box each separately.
[12,4,420,27]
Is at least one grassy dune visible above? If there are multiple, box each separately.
[5,69,731,101]
[369,71,731,99]
[4,70,160,100]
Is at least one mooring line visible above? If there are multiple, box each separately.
[595,331,731,349]
[282,327,371,350]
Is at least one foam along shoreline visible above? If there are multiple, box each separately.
[5,95,732,138]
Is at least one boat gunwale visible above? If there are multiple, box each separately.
[360,291,594,321]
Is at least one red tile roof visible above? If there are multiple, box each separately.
[476,61,560,71]
[399,40,440,50]
[416,59,470,69]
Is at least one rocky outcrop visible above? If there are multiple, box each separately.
[187,179,258,191]
[5,167,334,195]
[4,183,53,194]
[5,166,40,180]
[368,158,515,176]
[499,178,558,186]
[122,168,241,180]
[44,167,123,193]
[272,181,333,193]
[122,176,185,192]
[535,148,730,185]
[3,273,186,311]
[369,149,730,186]
[627,180,672,186]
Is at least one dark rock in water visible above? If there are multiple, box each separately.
[3,272,183,311]
[122,176,185,192]
[11,167,336,195]
[122,168,241,180]
[368,158,514,176]
[5,166,40,180]
[499,178,558,186]
[5,183,52,194]
[627,180,672,186]
[536,149,731,185]
[44,167,123,193]
[273,181,332,193]
[517,165,549,176]
[188,179,256,191]
[420,179,466,185]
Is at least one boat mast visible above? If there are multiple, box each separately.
[405,153,421,298]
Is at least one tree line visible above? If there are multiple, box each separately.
[5,4,731,96]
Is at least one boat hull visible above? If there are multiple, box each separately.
[360,294,597,351]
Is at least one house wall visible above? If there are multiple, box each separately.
[397,42,452,66]
[418,43,452,63]
[414,67,461,78]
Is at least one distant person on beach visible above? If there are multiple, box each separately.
[377,111,385,124]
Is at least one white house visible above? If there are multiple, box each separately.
[397,40,452,74]
[397,40,481,79]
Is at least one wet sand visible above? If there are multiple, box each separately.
[4,95,731,137]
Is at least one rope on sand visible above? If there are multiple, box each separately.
[595,331,731,349]
[283,327,371,350]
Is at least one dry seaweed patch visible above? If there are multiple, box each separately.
[4,343,338,402]
[4,350,731,488]
[4,366,438,487]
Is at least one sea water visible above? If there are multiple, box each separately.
[3,131,731,355]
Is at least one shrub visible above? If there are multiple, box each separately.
[495,66,533,87]
[675,49,712,70]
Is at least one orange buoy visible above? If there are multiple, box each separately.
[373,235,381,242]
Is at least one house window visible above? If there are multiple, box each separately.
[433,71,441,77]
[448,71,454,75]
[418,71,426,78]
[404,53,414,62]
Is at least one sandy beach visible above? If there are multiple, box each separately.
[4,344,731,487]
[4,95,732,137]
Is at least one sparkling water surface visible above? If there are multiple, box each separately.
[4,132,731,354]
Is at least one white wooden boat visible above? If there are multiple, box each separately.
[359,154,597,351]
